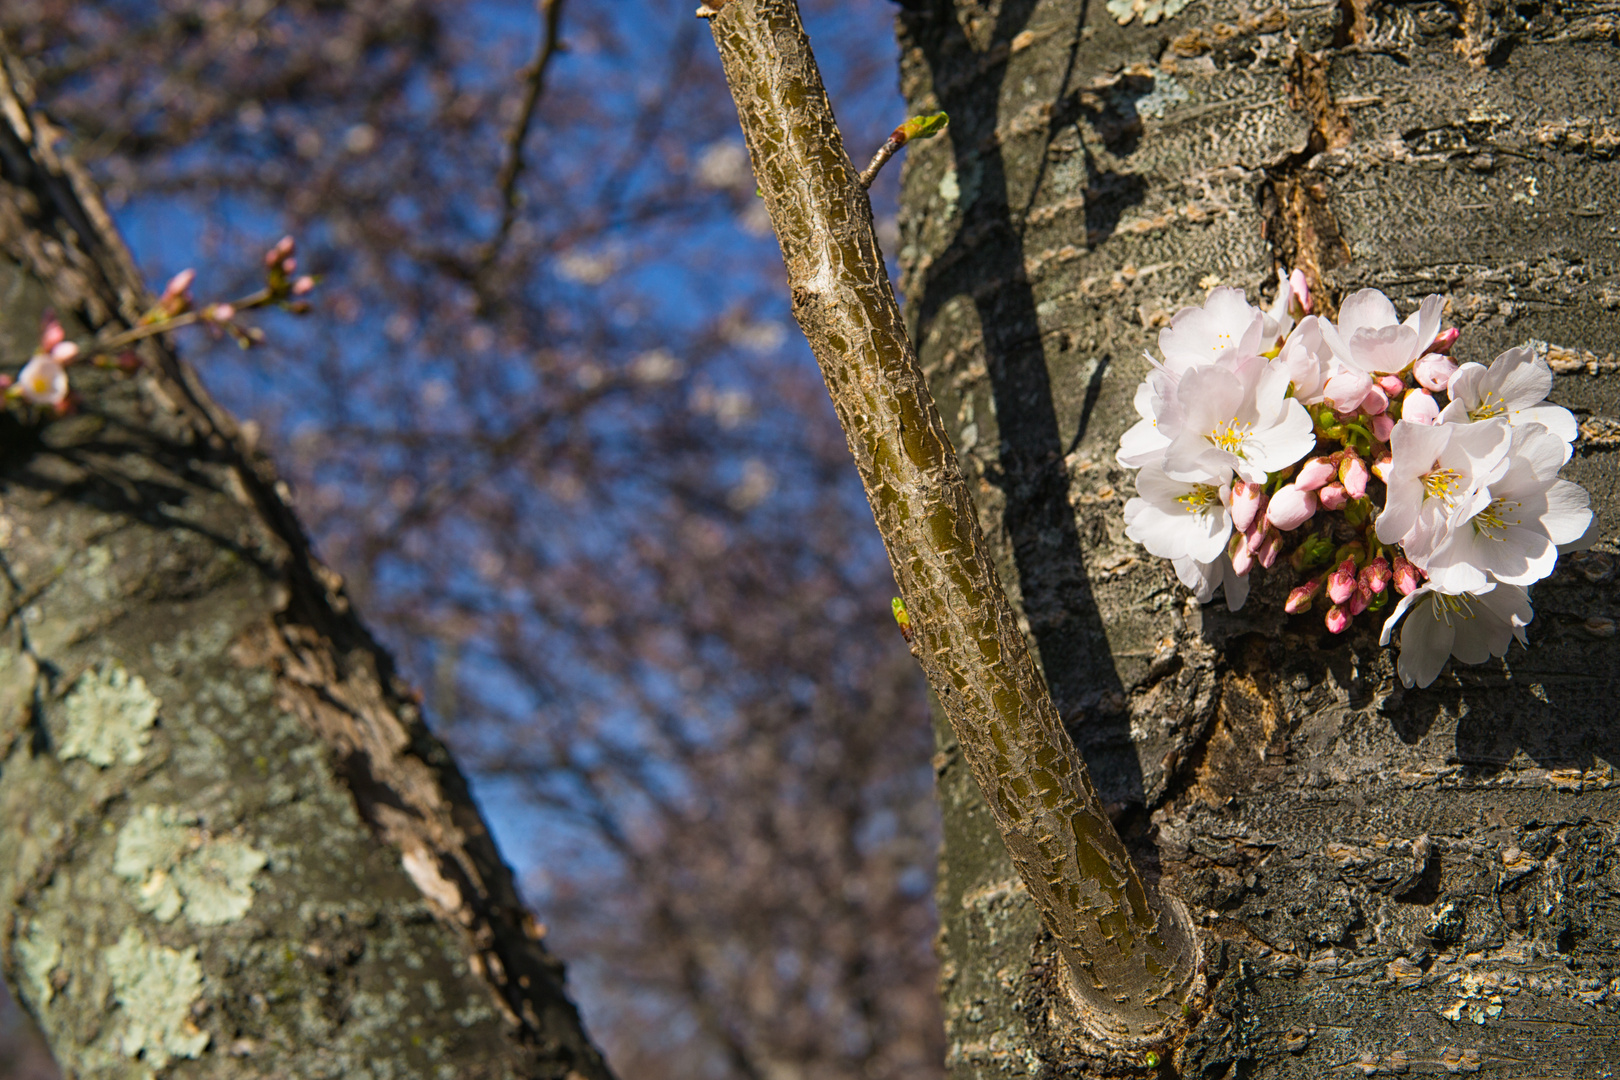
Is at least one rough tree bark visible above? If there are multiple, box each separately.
[0,60,613,1080]
[893,0,1620,1075]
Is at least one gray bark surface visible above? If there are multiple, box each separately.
[891,0,1620,1075]
[0,63,612,1080]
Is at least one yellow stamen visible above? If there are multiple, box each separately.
[1207,419,1253,455]
[1472,499,1523,541]
[1175,485,1222,513]
[1469,391,1507,421]
[1421,467,1461,504]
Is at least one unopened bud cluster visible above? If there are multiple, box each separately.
[1119,272,1594,687]
[3,236,317,416]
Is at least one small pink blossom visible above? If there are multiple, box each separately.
[292,275,316,296]
[1376,374,1406,398]
[1296,456,1337,491]
[1340,453,1369,498]
[1412,353,1458,392]
[1266,484,1318,531]
[1324,369,1375,416]
[15,354,68,406]
[1325,604,1352,634]
[1392,555,1423,596]
[265,236,296,268]
[1286,578,1322,613]
[1360,556,1391,594]
[1231,480,1266,534]
[1401,388,1440,425]
[49,340,79,363]
[1256,527,1283,568]
[162,268,195,299]
[1327,558,1359,605]
[41,315,66,350]
[205,303,236,322]
[1319,482,1349,511]
[1429,327,1459,354]
[1230,536,1255,575]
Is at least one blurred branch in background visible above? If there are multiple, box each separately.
[1,1,939,1077]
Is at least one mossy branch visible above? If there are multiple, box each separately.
[699,0,1200,1044]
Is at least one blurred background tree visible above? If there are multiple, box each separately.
[0,2,943,1078]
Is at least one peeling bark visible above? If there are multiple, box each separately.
[0,57,612,1080]
[893,0,1620,1074]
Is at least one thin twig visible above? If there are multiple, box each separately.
[481,0,567,272]
[857,135,902,189]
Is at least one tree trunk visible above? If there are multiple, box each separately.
[892,0,1620,1075]
[0,62,612,1080]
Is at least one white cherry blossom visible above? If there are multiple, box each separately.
[1160,361,1315,484]
[1375,417,1511,562]
[1157,287,1267,374]
[1115,361,1178,468]
[14,353,68,406]
[1172,552,1249,612]
[1419,424,1592,592]
[1321,290,1445,374]
[1379,582,1532,688]
[1438,345,1578,444]
[1123,465,1232,563]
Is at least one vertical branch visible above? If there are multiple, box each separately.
[481,0,567,273]
[699,0,1199,1044]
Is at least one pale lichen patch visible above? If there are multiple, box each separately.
[58,662,160,767]
[17,919,63,1006]
[104,927,211,1068]
[115,805,267,925]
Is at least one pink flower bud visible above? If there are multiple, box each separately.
[1318,481,1349,511]
[266,236,296,267]
[1325,604,1352,634]
[281,256,298,274]
[1339,453,1369,499]
[1371,453,1394,482]
[50,340,79,363]
[1296,456,1337,492]
[1412,353,1458,393]
[0,373,12,389]
[40,316,65,350]
[1392,555,1422,596]
[1286,578,1322,613]
[1371,415,1395,442]
[1376,374,1406,397]
[162,268,196,299]
[1429,326,1459,354]
[1289,268,1312,315]
[1402,388,1440,425]
[1327,558,1358,605]
[1231,481,1266,534]
[1230,537,1255,576]
[1360,556,1390,594]
[1266,484,1319,531]
[1324,369,1374,417]
[292,275,316,296]
[1347,585,1372,616]
[206,303,236,322]
[1256,527,1283,569]
[1361,385,1389,416]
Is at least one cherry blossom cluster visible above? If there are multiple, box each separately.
[2,236,316,415]
[1119,272,1593,688]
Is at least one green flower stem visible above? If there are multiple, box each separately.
[700,0,1199,1043]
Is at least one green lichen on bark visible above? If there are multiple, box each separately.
[114,805,268,925]
[58,662,160,768]
[103,927,211,1070]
